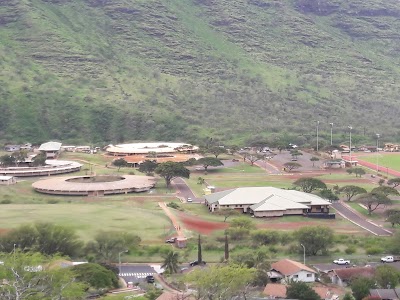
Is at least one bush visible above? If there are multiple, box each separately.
[167,202,180,209]
[345,246,356,255]
[0,199,12,204]
[47,200,59,204]
[366,246,384,255]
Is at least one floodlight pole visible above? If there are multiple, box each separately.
[316,121,320,152]
[329,123,334,146]
[118,250,128,275]
[348,126,352,164]
[300,244,305,265]
[376,134,380,173]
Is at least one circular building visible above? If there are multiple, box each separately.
[0,160,82,177]
[32,175,155,196]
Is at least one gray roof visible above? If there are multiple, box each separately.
[370,288,400,299]
[205,187,331,208]
[250,195,309,212]
[38,142,62,151]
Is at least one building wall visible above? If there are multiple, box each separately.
[288,271,315,283]
[254,210,284,217]
[283,209,304,215]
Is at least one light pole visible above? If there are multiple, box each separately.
[13,243,16,265]
[348,126,352,164]
[329,123,334,146]
[376,134,380,174]
[118,250,128,275]
[300,244,305,265]
[316,121,320,152]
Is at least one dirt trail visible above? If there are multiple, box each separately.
[158,202,185,238]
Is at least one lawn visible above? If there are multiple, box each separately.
[0,202,172,242]
[360,153,400,172]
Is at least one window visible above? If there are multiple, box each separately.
[307,274,312,277]
[293,275,298,278]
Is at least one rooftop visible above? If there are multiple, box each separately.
[271,259,316,276]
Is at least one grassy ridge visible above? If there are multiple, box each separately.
[1,0,400,144]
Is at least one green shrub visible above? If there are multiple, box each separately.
[0,199,12,204]
[345,246,356,255]
[167,202,180,209]
[366,246,383,255]
[47,200,59,204]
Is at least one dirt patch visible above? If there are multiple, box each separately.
[0,228,11,236]
[177,211,229,234]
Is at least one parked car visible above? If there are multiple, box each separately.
[146,275,155,283]
[333,258,350,265]
[381,256,400,263]
[165,237,177,243]
[187,197,193,202]
[189,260,207,267]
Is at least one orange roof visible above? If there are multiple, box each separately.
[271,259,316,276]
[263,283,287,298]
[334,267,375,281]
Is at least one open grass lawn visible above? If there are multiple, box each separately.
[361,153,400,172]
[0,202,172,242]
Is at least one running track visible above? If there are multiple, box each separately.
[343,155,400,177]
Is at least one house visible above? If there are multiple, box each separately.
[331,266,375,287]
[0,176,16,185]
[38,141,62,159]
[268,259,317,283]
[324,160,345,169]
[204,187,332,218]
[370,288,400,300]
[263,283,341,300]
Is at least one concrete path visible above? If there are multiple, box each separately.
[331,201,392,236]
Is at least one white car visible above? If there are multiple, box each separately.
[187,197,193,202]
[333,258,350,265]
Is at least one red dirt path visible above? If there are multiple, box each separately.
[177,212,229,234]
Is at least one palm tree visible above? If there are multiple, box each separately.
[162,250,179,274]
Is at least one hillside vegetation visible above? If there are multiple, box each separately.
[1,0,400,145]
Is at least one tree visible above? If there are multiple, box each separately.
[357,192,392,215]
[319,189,339,201]
[0,154,16,167]
[155,161,190,187]
[293,177,327,193]
[162,250,179,274]
[350,276,375,300]
[371,186,400,197]
[286,281,321,300]
[0,222,83,257]
[207,146,227,158]
[198,235,202,264]
[230,217,255,230]
[387,212,400,227]
[185,264,255,300]
[295,226,334,255]
[283,162,302,171]
[224,233,229,261]
[32,151,47,167]
[290,150,303,159]
[0,252,86,300]
[243,152,265,166]
[197,157,223,173]
[197,177,205,185]
[347,167,366,178]
[387,177,400,188]
[310,156,320,167]
[342,292,355,300]
[228,145,240,155]
[215,208,240,222]
[86,231,141,262]
[339,185,367,202]
[72,263,119,289]
[375,265,400,288]
[12,150,28,167]
[112,158,128,171]
[138,160,158,176]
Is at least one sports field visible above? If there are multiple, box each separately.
[360,153,400,172]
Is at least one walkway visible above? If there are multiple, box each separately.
[331,201,392,236]
[158,202,185,238]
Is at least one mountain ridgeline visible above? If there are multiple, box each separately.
[1,0,400,145]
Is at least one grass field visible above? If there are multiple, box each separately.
[360,153,400,172]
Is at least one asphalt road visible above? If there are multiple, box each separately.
[331,202,392,236]
[118,264,157,283]
[172,177,203,203]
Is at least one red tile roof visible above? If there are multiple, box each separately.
[263,283,287,298]
[334,267,375,281]
[271,259,316,276]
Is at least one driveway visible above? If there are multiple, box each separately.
[172,177,203,203]
[331,202,392,236]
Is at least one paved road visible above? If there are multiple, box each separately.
[172,177,203,203]
[331,202,392,236]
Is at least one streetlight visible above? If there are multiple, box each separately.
[13,244,16,265]
[316,121,320,152]
[329,123,334,146]
[300,244,305,265]
[118,250,128,275]
[348,126,352,165]
[376,134,380,174]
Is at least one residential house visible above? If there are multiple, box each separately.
[38,141,62,159]
[370,289,400,300]
[268,259,317,283]
[331,266,375,287]
[263,283,341,300]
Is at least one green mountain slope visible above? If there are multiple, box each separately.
[1,0,400,145]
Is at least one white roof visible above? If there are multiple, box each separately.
[205,187,331,210]
[38,142,62,151]
[0,176,14,180]
[106,142,198,154]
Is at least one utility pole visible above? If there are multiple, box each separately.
[329,123,334,145]
[376,133,380,173]
[316,121,320,152]
[348,126,352,164]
